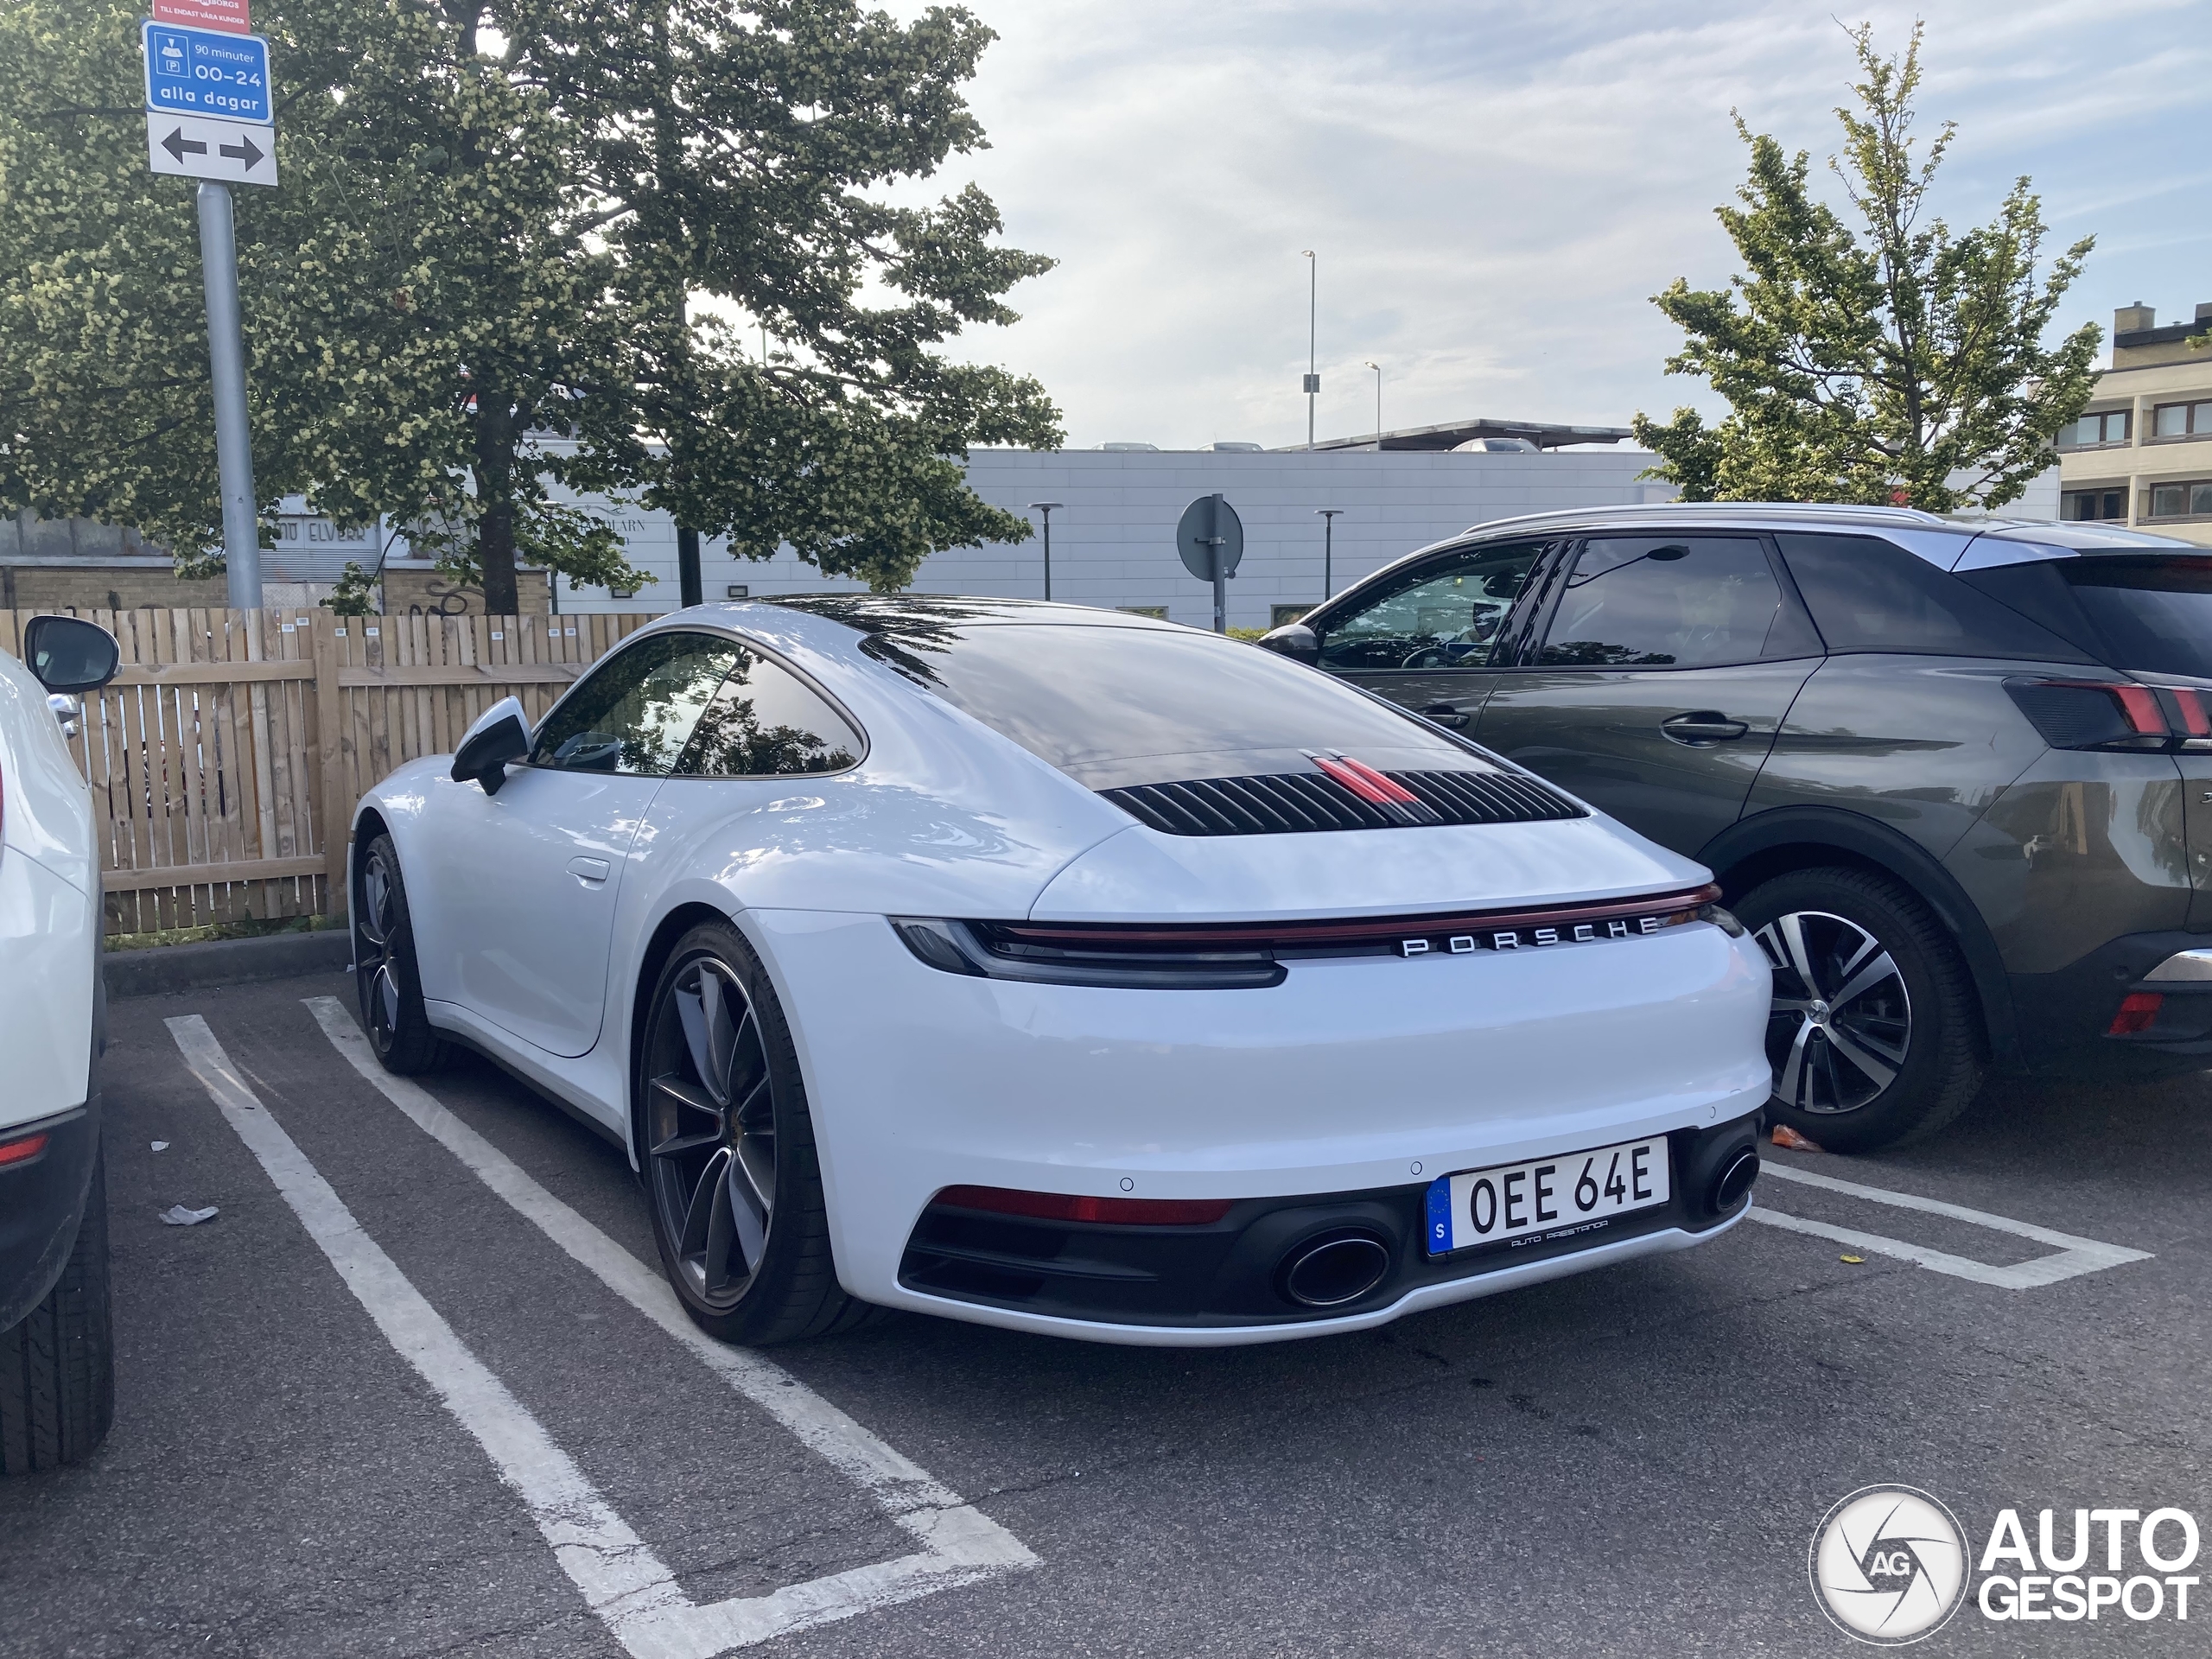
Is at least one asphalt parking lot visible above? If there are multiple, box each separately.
[4,969,2209,1657]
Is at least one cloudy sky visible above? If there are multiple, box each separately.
[907,0,2212,451]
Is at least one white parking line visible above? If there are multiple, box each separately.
[1746,1162,2153,1289]
[168,1009,1033,1659]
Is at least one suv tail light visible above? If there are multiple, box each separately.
[2005,679,2175,752]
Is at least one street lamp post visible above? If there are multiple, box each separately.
[1300,251,1319,449]
[1027,501,1063,601]
[1316,508,1344,601]
[1363,360,1382,444]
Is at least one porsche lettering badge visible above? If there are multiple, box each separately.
[1399,915,1669,957]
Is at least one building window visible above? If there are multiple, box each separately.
[2060,410,2132,448]
[2145,480,2212,521]
[2063,489,2128,522]
[2151,402,2212,440]
[1270,603,1314,627]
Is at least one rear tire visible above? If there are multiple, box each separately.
[1,1148,116,1474]
[636,921,872,1345]
[353,834,446,1075]
[1737,866,1984,1153]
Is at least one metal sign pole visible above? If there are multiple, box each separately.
[197,180,259,607]
[1209,495,1227,634]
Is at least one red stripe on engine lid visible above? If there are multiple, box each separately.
[1309,753,1422,806]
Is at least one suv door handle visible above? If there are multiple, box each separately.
[1661,712,1750,745]
[1420,703,1471,728]
[566,855,612,886]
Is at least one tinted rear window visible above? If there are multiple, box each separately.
[869,622,1472,788]
[2046,557,2212,678]
[1777,533,2094,663]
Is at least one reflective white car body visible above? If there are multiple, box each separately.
[356,599,1771,1345]
[3,617,120,1469]
[0,647,101,1139]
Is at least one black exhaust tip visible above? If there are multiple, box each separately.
[1712,1147,1759,1213]
[1278,1231,1392,1308]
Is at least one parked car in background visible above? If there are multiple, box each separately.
[2,615,120,1472]
[351,597,1770,1347]
[1264,504,2212,1151]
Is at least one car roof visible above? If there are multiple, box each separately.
[1440,501,2201,547]
[621,594,1185,666]
[765,594,1185,635]
[1294,502,2200,594]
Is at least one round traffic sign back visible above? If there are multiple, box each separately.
[1176,494,1244,582]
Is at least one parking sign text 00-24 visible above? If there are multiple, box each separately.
[142,22,271,124]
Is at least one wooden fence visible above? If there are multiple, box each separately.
[1,607,654,934]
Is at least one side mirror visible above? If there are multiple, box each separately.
[1256,622,1319,665]
[451,696,531,797]
[23,615,121,694]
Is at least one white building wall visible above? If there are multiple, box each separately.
[554,448,1671,629]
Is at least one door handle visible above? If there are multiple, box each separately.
[566,855,612,886]
[1420,703,1471,729]
[1661,712,1751,745]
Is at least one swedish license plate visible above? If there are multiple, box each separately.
[1424,1135,1669,1257]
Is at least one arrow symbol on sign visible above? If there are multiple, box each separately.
[161,127,208,162]
[217,132,264,170]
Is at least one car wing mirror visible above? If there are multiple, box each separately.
[1256,622,1319,664]
[451,696,531,796]
[22,614,121,694]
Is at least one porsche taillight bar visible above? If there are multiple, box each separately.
[891,885,1722,987]
[990,884,1721,954]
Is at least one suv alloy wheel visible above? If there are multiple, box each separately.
[1736,867,1986,1152]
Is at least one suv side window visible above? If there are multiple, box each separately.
[675,645,863,776]
[1537,535,1815,668]
[1318,542,1547,671]
[1777,534,2094,661]
[529,631,743,775]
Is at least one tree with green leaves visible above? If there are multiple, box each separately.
[0,0,1058,609]
[1630,23,2100,512]
[526,0,1061,610]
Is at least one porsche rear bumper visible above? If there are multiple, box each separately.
[746,906,1772,1344]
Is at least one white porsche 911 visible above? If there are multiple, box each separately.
[352,598,1770,1347]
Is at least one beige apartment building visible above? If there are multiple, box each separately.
[2057,300,2212,546]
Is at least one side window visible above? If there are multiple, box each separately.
[529,632,743,775]
[1777,534,2092,661]
[1318,542,1547,671]
[1538,536,1812,668]
[676,647,863,776]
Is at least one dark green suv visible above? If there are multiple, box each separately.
[1262,504,2212,1151]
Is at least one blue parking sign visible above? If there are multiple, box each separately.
[142,22,272,125]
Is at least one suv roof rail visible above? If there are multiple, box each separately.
[1460,500,1956,537]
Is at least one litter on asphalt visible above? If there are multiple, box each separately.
[158,1204,219,1226]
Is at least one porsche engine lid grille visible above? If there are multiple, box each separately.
[1099,767,1586,836]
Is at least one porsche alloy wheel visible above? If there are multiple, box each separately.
[645,955,777,1310]
[636,922,870,1344]
[357,849,402,1038]
[353,835,444,1073]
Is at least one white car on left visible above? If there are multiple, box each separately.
[1,614,121,1473]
